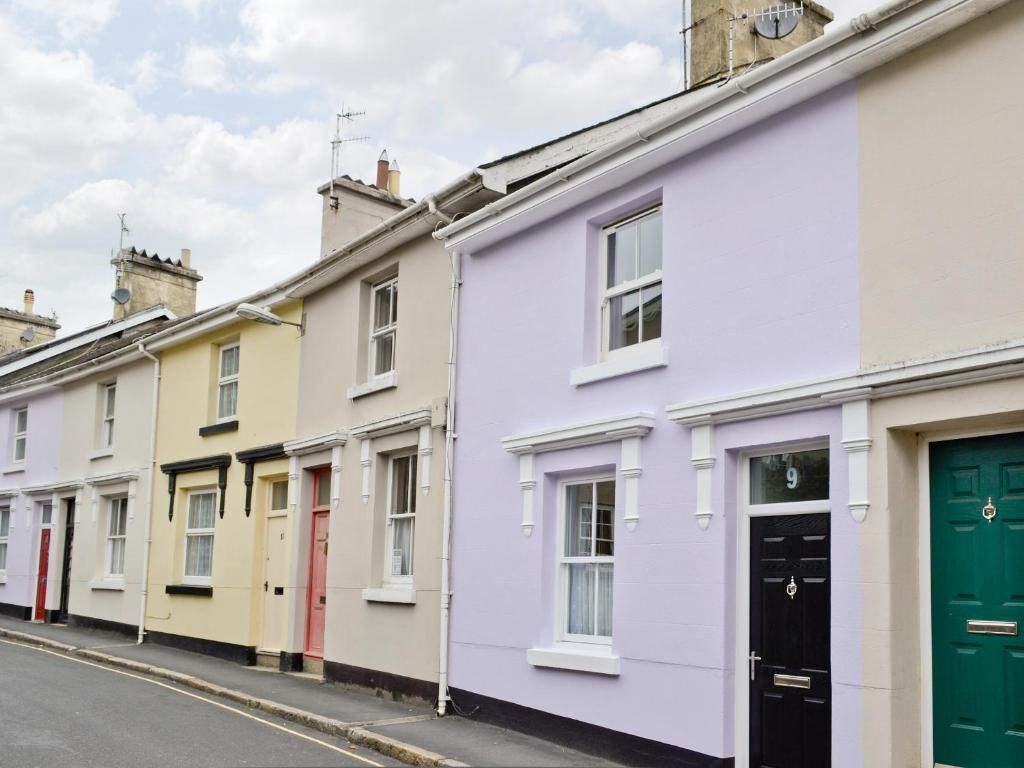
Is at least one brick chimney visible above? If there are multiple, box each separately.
[387,158,401,197]
[111,246,202,320]
[376,150,390,189]
[688,0,833,87]
[0,289,60,354]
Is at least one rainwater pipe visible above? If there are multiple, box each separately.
[136,342,160,644]
[436,249,461,716]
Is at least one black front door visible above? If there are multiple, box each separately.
[57,499,74,623]
[749,513,831,767]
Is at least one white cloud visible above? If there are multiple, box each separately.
[12,0,118,41]
[181,44,231,90]
[131,50,163,93]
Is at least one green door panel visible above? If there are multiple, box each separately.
[931,432,1024,768]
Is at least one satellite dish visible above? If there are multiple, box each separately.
[754,4,802,39]
[111,288,131,305]
[20,326,35,343]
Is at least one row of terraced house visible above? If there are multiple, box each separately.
[1,2,1022,766]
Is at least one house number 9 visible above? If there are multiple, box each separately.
[786,467,799,489]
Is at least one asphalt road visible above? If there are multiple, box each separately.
[0,638,402,768]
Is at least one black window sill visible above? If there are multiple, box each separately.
[199,420,238,437]
[165,585,213,597]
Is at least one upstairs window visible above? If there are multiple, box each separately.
[106,498,128,577]
[217,343,240,421]
[369,277,398,378]
[102,384,116,447]
[561,479,615,643]
[183,491,216,584]
[11,407,27,463]
[0,507,9,571]
[385,453,416,581]
[601,208,662,357]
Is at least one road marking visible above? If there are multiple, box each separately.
[0,638,384,767]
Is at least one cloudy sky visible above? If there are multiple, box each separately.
[2,0,869,334]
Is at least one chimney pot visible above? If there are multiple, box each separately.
[23,289,35,316]
[388,158,401,197]
[376,149,390,189]
[180,248,191,268]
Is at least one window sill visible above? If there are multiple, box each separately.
[2,463,25,475]
[0,573,7,584]
[165,584,213,596]
[347,372,398,400]
[361,586,416,604]
[88,448,114,461]
[199,420,238,437]
[527,645,620,676]
[90,578,125,591]
[569,343,668,387]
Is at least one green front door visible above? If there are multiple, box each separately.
[931,432,1024,767]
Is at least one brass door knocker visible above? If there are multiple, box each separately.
[786,576,798,600]
[982,497,997,523]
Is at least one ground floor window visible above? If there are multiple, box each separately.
[0,506,9,571]
[385,453,416,580]
[106,497,128,577]
[561,478,615,642]
[184,491,216,584]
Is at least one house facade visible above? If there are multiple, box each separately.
[438,1,1018,766]
[142,296,302,663]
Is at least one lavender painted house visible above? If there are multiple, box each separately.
[0,389,63,620]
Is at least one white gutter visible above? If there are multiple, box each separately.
[435,0,1005,249]
[437,250,461,716]
[135,342,160,645]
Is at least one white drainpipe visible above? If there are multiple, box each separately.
[437,250,461,716]
[136,342,161,644]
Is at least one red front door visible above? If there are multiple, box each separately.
[35,528,51,621]
[305,469,330,658]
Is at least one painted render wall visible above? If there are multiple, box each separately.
[450,83,859,758]
[58,358,157,630]
[0,390,62,614]
[145,303,301,651]
[857,1,1024,368]
[292,232,451,686]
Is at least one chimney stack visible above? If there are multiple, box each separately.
[23,289,34,316]
[376,150,390,189]
[688,0,832,87]
[388,158,401,197]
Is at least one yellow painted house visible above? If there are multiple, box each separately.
[142,294,303,664]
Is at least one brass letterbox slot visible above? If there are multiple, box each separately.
[773,674,811,689]
[966,620,1017,636]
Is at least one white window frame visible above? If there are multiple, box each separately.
[105,497,128,577]
[598,206,663,362]
[557,476,616,647]
[216,342,240,422]
[0,506,9,573]
[182,490,216,586]
[383,451,416,584]
[12,407,27,463]
[368,276,398,379]
[102,383,116,448]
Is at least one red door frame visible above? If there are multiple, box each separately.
[35,528,51,621]
[304,468,331,658]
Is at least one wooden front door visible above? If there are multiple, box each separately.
[260,514,287,652]
[57,500,75,623]
[749,513,831,767]
[35,528,51,621]
[931,433,1024,768]
[305,511,329,658]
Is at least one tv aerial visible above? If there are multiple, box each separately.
[329,104,370,209]
[753,2,803,39]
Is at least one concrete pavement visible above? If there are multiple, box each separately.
[0,617,622,767]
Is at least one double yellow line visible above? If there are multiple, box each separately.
[0,638,384,767]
